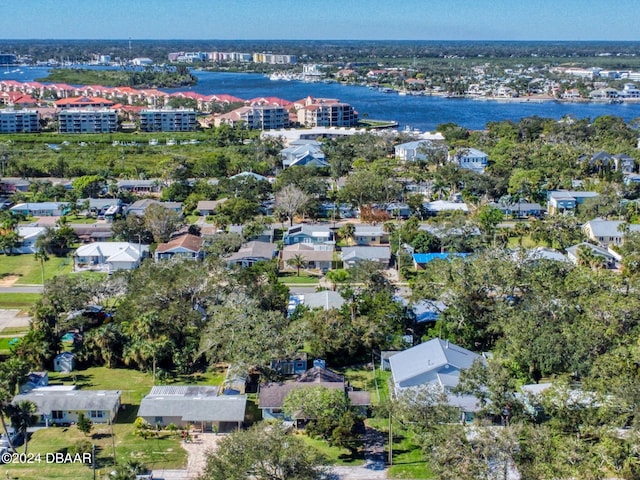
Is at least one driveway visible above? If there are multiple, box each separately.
[0,309,31,332]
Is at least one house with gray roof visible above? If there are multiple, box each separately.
[282,243,334,272]
[13,387,121,426]
[258,366,370,424]
[452,148,489,173]
[394,140,441,162]
[288,291,346,316]
[137,385,247,433]
[566,242,619,269]
[10,202,70,217]
[126,199,182,217]
[226,241,278,268]
[389,338,484,419]
[280,140,329,168]
[341,246,391,269]
[354,224,389,246]
[547,190,599,215]
[583,218,640,247]
[283,224,334,245]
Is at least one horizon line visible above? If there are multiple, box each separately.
[1,38,639,43]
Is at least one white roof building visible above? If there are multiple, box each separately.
[74,242,149,273]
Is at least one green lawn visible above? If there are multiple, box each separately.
[4,365,229,479]
[0,254,73,285]
[0,292,42,309]
[367,418,433,479]
[278,272,320,284]
[63,215,97,224]
[298,432,365,466]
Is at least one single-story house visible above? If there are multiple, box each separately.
[13,386,121,426]
[566,242,619,269]
[258,365,370,423]
[341,246,391,269]
[583,218,640,247]
[0,178,30,194]
[288,291,346,316]
[389,338,484,421]
[11,226,46,254]
[74,242,149,273]
[79,198,121,216]
[126,199,182,217]
[137,386,247,433]
[53,352,75,373]
[70,223,114,243]
[282,243,334,272]
[490,201,543,218]
[424,200,469,215]
[226,241,278,268]
[196,198,228,216]
[10,202,70,217]
[155,233,204,261]
[117,179,162,194]
[354,224,389,246]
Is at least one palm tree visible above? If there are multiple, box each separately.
[338,223,356,246]
[6,400,37,453]
[286,254,307,277]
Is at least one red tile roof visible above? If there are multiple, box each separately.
[55,96,114,107]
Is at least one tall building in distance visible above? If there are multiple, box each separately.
[58,109,118,133]
[0,109,40,133]
[139,108,198,132]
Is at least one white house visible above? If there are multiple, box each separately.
[280,140,329,168]
[451,148,489,173]
[14,386,121,426]
[74,242,149,273]
[394,140,441,162]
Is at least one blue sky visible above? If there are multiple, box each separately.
[2,0,639,41]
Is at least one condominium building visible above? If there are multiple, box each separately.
[297,101,358,127]
[139,108,198,132]
[58,108,118,133]
[214,105,289,130]
[0,109,40,133]
[253,53,297,64]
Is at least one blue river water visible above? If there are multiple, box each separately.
[7,66,640,131]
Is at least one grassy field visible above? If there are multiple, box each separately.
[299,432,365,467]
[0,254,73,285]
[0,293,41,309]
[5,366,228,479]
[278,271,321,284]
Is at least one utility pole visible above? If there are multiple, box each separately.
[92,443,96,480]
[388,410,393,465]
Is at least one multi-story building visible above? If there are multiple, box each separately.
[139,108,198,132]
[214,105,289,130]
[0,109,40,133]
[296,99,358,127]
[58,108,118,133]
[253,53,297,64]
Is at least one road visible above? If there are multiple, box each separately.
[0,285,43,293]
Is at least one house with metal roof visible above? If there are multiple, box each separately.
[137,386,247,433]
[354,224,389,246]
[226,241,278,268]
[566,242,619,269]
[388,338,484,419]
[74,242,149,273]
[280,140,329,168]
[10,202,70,217]
[546,190,599,215]
[341,246,391,269]
[583,218,640,247]
[451,148,489,173]
[283,224,334,246]
[14,387,121,426]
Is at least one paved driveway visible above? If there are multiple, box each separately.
[0,309,31,331]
